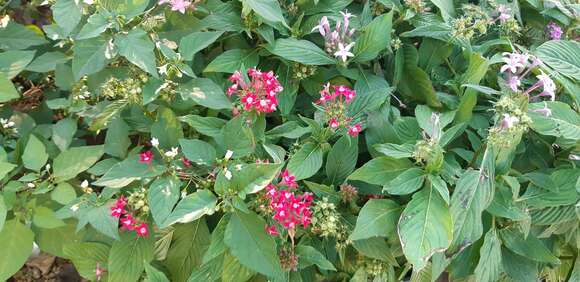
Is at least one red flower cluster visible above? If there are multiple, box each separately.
[316,83,361,137]
[139,151,153,164]
[264,170,313,236]
[227,68,284,113]
[110,196,149,237]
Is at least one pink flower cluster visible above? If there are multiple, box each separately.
[312,11,356,62]
[227,68,284,114]
[159,0,195,14]
[316,83,362,137]
[500,52,556,101]
[263,170,313,236]
[110,196,149,237]
[140,151,153,164]
[546,22,563,40]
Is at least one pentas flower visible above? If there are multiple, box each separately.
[120,214,136,230]
[281,169,298,189]
[312,10,356,63]
[546,22,563,40]
[499,52,557,101]
[227,68,283,114]
[95,263,105,281]
[265,183,314,231]
[316,83,361,137]
[140,151,153,164]
[496,5,511,23]
[135,222,149,237]
[110,196,127,218]
[500,113,519,129]
[159,0,194,14]
[266,225,279,236]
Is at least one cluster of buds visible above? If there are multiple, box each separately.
[292,63,317,80]
[227,68,283,114]
[488,95,533,148]
[279,247,299,271]
[494,4,520,34]
[500,52,556,102]
[339,184,358,203]
[158,0,200,14]
[101,74,147,103]
[110,196,149,237]
[127,187,150,213]
[72,76,91,101]
[262,170,314,237]
[310,198,348,244]
[404,0,429,13]
[546,22,563,40]
[451,5,492,40]
[80,180,93,194]
[0,118,17,135]
[311,11,356,63]
[316,83,362,137]
[357,256,390,279]
[412,113,444,173]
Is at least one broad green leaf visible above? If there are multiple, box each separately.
[85,203,120,239]
[0,50,35,79]
[0,161,16,180]
[52,0,82,35]
[266,121,310,139]
[161,190,217,228]
[350,199,401,240]
[53,145,104,181]
[151,106,183,149]
[225,211,283,278]
[0,220,34,281]
[499,228,560,264]
[204,49,259,73]
[244,0,287,27]
[108,232,155,282]
[76,11,112,40]
[164,220,210,282]
[528,101,580,140]
[72,37,108,80]
[104,117,131,158]
[116,28,158,77]
[429,0,455,21]
[287,142,323,180]
[218,163,282,195]
[474,229,502,282]
[326,135,358,185]
[383,168,426,195]
[296,245,336,271]
[221,252,256,281]
[179,31,224,60]
[179,115,226,137]
[0,195,5,232]
[502,248,538,282]
[352,237,398,265]
[0,73,19,103]
[22,134,48,171]
[267,38,335,65]
[456,53,489,123]
[64,242,109,281]
[179,139,216,166]
[222,115,256,158]
[177,78,232,110]
[51,182,77,205]
[93,155,166,188]
[374,143,414,159]
[145,263,170,282]
[101,0,149,19]
[353,12,393,62]
[33,206,66,229]
[148,176,181,226]
[348,157,412,186]
[536,40,580,81]
[398,187,452,270]
[398,45,441,108]
[0,22,47,49]
[25,52,69,73]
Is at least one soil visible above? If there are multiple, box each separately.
[9,253,87,282]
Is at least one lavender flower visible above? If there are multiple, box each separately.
[500,113,519,129]
[334,42,355,62]
[536,71,556,101]
[312,11,356,63]
[507,76,521,92]
[546,22,563,40]
[500,52,525,73]
[497,5,511,23]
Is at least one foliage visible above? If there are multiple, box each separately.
[0,0,579,281]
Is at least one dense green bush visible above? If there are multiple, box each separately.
[0,0,578,281]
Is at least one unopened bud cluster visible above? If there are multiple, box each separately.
[101,73,148,103]
[292,63,317,80]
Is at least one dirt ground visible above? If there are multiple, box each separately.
[9,254,86,282]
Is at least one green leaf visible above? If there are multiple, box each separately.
[51,182,77,205]
[296,245,336,271]
[177,78,232,110]
[528,101,580,140]
[164,220,210,282]
[348,157,412,186]
[326,135,358,185]
[0,220,34,281]
[244,0,288,27]
[267,38,335,65]
[179,31,224,61]
[72,37,109,80]
[222,115,256,158]
[52,0,82,35]
[179,139,216,166]
[101,0,150,19]
[179,115,226,137]
[216,163,282,195]
[0,161,17,180]
[151,106,183,149]
[145,263,170,282]
[456,53,489,123]
[398,186,452,270]
[0,50,35,79]
[287,142,323,180]
[108,232,155,282]
[93,155,165,188]
[0,73,19,103]
[161,190,217,228]
[104,117,131,158]
[53,145,104,181]
[148,176,181,226]
[86,203,120,239]
[116,28,158,77]
[374,143,415,159]
[499,228,560,264]
[204,49,259,73]
[383,168,426,195]
[429,0,455,21]
[0,22,47,50]
[501,248,538,282]
[52,118,77,152]
[25,52,68,73]
[398,45,441,107]
[350,199,401,241]
[536,40,580,81]
[474,229,503,282]
[22,134,48,171]
[76,11,112,40]
[33,206,66,229]
[64,242,109,281]
[225,211,283,278]
[353,12,393,62]
[0,195,5,232]
[352,237,398,265]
